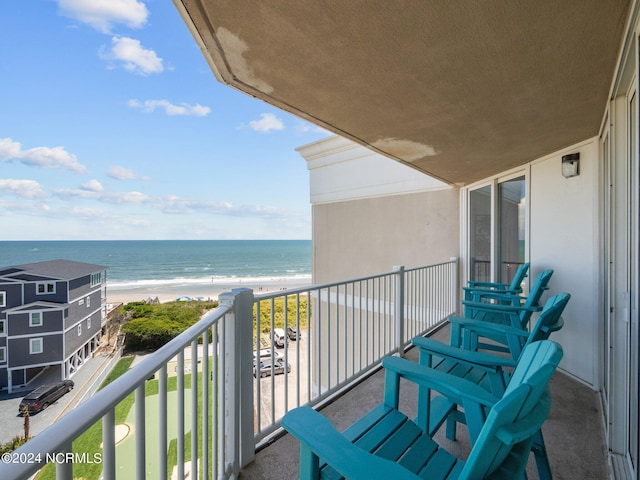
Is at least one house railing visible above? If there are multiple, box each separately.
[0,260,457,480]
[252,259,458,445]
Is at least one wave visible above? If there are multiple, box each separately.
[107,274,312,290]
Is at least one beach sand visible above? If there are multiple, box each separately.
[106,276,312,305]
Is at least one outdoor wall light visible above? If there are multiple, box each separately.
[561,152,580,178]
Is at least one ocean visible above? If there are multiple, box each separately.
[0,240,312,301]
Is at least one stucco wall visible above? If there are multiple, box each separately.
[530,138,599,386]
[312,188,460,284]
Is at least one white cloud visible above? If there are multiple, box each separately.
[295,121,330,135]
[55,188,150,205]
[128,99,211,117]
[157,194,303,220]
[248,113,285,133]
[100,36,163,75]
[81,179,104,192]
[0,179,46,198]
[0,138,87,173]
[58,0,149,33]
[107,165,147,180]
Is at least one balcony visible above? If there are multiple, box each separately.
[0,259,607,480]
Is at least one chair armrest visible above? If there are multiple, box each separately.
[466,281,511,289]
[412,336,518,370]
[462,289,523,303]
[382,356,499,407]
[282,406,418,480]
[461,299,541,313]
[448,316,530,341]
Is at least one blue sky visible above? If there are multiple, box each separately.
[0,1,329,240]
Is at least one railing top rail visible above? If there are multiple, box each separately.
[403,258,458,274]
[255,259,458,301]
[2,303,232,477]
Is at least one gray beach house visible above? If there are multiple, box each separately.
[0,259,107,393]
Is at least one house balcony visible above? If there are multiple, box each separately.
[241,328,608,480]
[0,259,608,480]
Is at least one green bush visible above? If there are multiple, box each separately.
[0,435,27,455]
[121,301,218,351]
[254,295,309,333]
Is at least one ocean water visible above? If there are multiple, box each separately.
[0,240,312,291]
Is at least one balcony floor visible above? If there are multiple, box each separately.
[241,328,609,480]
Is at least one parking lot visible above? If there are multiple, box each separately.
[0,352,114,445]
[255,328,310,431]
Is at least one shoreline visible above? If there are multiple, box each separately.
[106,276,312,305]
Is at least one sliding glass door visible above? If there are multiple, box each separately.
[498,177,526,285]
[468,175,526,286]
[469,185,492,282]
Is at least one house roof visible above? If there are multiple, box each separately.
[0,259,106,282]
[4,301,66,314]
[175,1,631,185]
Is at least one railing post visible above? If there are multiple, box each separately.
[219,288,255,478]
[393,265,405,357]
[451,257,460,315]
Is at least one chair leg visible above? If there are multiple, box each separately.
[531,429,553,480]
[299,444,320,480]
[446,416,457,440]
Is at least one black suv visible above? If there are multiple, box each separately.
[19,380,74,414]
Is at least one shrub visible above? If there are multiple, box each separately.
[121,301,218,351]
[0,435,26,456]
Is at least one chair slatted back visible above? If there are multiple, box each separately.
[460,340,563,479]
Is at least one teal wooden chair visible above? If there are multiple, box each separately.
[460,269,553,355]
[412,293,570,480]
[282,340,563,480]
[463,262,530,302]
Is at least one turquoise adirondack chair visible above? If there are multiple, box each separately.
[282,340,563,480]
[462,269,552,328]
[463,262,530,302]
[412,292,570,480]
[460,269,553,355]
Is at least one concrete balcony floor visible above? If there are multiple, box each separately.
[241,327,609,480]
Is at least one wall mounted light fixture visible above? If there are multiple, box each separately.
[561,153,580,178]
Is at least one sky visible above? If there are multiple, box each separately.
[0,0,330,241]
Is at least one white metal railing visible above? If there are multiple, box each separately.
[252,259,458,445]
[0,260,457,480]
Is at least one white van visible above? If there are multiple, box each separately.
[273,328,286,348]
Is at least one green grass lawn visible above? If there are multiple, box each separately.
[36,356,135,480]
[36,357,214,480]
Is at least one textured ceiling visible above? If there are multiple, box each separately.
[175,1,630,185]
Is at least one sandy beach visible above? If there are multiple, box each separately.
[106,276,312,305]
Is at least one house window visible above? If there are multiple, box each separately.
[86,296,90,308]
[79,298,84,306]
[36,282,55,294]
[30,338,43,354]
[91,272,102,287]
[0,291,5,307]
[29,312,42,327]
[78,324,82,336]
[0,347,5,364]
[0,320,5,336]
[87,318,91,330]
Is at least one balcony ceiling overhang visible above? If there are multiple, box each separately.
[175,1,631,185]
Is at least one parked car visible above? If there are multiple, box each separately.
[19,380,74,414]
[253,359,291,378]
[287,326,301,340]
[253,349,284,364]
[272,328,286,348]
